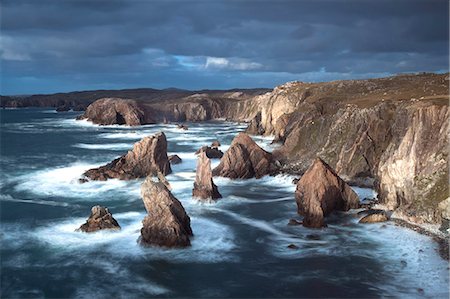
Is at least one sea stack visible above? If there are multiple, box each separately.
[77,205,120,233]
[212,132,276,179]
[139,176,193,247]
[295,158,360,228]
[192,151,222,200]
[82,132,171,181]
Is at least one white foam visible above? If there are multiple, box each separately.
[34,212,237,263]
[0,194,77,207]
[72,143,133,150]
[14,163,141,198]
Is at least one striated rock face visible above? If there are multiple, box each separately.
[77,205,120,232]
[77,98,146,125]
[212,133,276,179]
[139,177,193,247]
[192,152,222,200]
[359,211,389,223]
[195,146,224,159]
[252,74,449,225]
[83,132,171,181]
[295,158,360,228]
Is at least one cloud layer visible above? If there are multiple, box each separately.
[1,0,448,94]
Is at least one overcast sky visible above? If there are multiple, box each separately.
[1,0,448,95]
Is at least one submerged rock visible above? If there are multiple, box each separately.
[192,151,222,200]
[212,132,276,179]
[359,211,389,223]
[139,177,193,247]
[288,219,302,226]
[82,132,171,181]
[177,123,188,130]
[295,158,360,228]
[195,146,224,159]
[168,154,182,165]
[77,205,120,232]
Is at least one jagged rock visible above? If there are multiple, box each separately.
[292,178,299,184]
[77,205,120,232]
[288,219,302,226]
[192,151,222,200]
[177,123,188,130]
[295,158,360,228]
[195,146,224,159]
[246,112,265,135]
[77,98,145,126]
[359,211,389,223]
[211,140,221,148]
[212,133,276,179]
[82,132,171,181]
[168,154,182,165]
[139,177,193,247]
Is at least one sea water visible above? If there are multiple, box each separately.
[0,108,448,298]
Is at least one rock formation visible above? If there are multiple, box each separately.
[82,132,171,181]
[139,177,193,247]
[213,133,276,179]
[192,151,222,200]
[195,146,224,159]
[77,98,146,126]
[359,211,389,223]
[77,205,120,232]
[168,154,182,165]
[295,158,360,228]
[211,140,221,148]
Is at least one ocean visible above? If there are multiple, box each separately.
[0,108,448,298]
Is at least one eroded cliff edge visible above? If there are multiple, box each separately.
[248,73,449,225]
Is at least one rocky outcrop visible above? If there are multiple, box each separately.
[192,152,222,200]
[82,132,171,181]
[139,177,193,247]
[77,98,146,125]
[77,206,120,232]
[295,158,360,228]
[213,133,276,179]
[195,146,224,159]
[168,154,182,165]
[359,211,389,223]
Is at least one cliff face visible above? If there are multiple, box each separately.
[250,73,449,225]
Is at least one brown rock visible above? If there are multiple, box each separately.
[295,158,360,228]
[195,146,224,159]
[288,219,302,226]
[211,140,221,148]
[212,133,276,179]
[77,206,120,233]
[77,98,145,126]
[192,152,222,200]
[359,211,389,223]
[139,177,193,247]
[168,154,182,165]
[82,132,171,181]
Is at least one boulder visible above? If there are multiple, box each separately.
[212,133,276,179]
[359,211,389,223]
[139,177,193,247]
[82,132,171,181]
[195,146,224,159]
[56,104,70,112]
[77,98,145,126]
[211,140,221,148]
[192,151,222,200]
[168,154,182,165]
[295,158,360,228]
[77,205,120,232]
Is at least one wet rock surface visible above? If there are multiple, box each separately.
[77,206,120,233]
[139,177,193,248]
[295,158,360,228]
[82,132,171,181]
[192,152,222,201]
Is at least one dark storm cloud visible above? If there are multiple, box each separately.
[0,0,448,94]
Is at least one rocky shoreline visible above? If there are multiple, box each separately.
[3,72,449,253]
